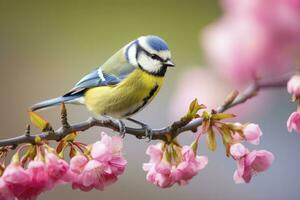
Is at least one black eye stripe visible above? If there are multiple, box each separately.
[150,54,163,61]
[136,41,166,62]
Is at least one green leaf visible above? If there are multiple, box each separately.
[227,123,243,132]
[207,127,217,151]
[202,110,210,120]
[211,113,236,120]
[220,125,233,144]
[184,99,206,121]
[27,145,37,160]
[219,125,233,157]
[21,145,37,164]
[162,149,172,163]
[28,111,49,131]
[63,132,77,142]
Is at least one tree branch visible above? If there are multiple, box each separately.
[0,77,288,148]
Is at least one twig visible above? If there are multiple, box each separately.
[0,77,288,148]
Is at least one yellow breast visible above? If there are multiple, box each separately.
[84,68,164,118]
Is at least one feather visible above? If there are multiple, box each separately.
[30,44,137,112]
[65,48,136,96]
[30,95,83,111]
[64,68,121,96]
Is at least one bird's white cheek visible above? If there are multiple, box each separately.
[138,53,161,73]
[127,43,138,67]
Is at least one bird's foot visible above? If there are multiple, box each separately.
[116,119,126,138]
[142,124,153,142]
[127,118,153,141]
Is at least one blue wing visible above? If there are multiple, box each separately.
[31,47,136,111]
[31,68,126,111]
[63,68,121,96]
[64,47,136,97]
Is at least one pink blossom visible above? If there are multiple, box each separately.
[70,133,127,191]
[230,143,248,159]
[1,151,70,200]
[143,144,208,188]
[108,156,127,176]
[287,111,300,133]
[233,150,274,183]
[143,143,175,188]
[202,0,299,84]
[70,154,89,174]
[71,159,106,191]
[145,143,163,163]
[203,16,275,84]
[175,146,208,185]
[45,152,71,185]
[17,160,49,200]
[287,75,300,97]
[91,133,127,176]
[243,123,263,145]
[2,162,30,197]
[231,123,263,144]
[0,178,14,200]
[144,161,175,188]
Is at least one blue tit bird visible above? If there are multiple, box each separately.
[30,35,175,136]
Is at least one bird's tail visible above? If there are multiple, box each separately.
[30,95,83,111]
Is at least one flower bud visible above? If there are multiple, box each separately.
[287,111,300,133]
[230,143,248,159]
[287,75,300,98]
[243,123,263,145]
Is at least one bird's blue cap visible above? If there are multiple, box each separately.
[146,35,169,51]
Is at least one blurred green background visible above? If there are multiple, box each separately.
[0,1,299,200]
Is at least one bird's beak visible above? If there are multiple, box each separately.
[164,59,175,67]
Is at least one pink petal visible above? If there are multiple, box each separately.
[0,178,14,200]
[181,146,195,162]
[91,141,111,161]
[100,132,113,150]
[81,160,103,187]
[233,170,245,184]
[244,124,263,145]
[111,136,123,153]
[2,163,30,184]
[251,150,274,172]
[230,143,248,159]
[236,158,245,177]
[287,75,300,96]
[70,155,88,174]
[155,162,171,175]
[145,144,163,163]
[287,112,300,133]
[196,156,208,170]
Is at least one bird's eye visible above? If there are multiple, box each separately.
[150,54,160,60]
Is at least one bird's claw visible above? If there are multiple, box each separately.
[116,119,126,138]
[142,125,153,142]
[126,118,153,141]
